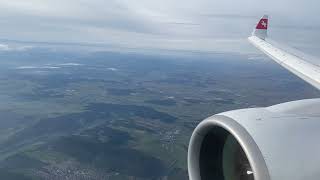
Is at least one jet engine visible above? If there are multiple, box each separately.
[188,98,320,180]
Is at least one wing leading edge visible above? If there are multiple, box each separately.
[248,15,320,90]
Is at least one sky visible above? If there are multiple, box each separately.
[0,0,319,56]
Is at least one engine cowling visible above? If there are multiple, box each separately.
[188,98,320,180]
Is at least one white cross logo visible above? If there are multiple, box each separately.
[261,20,267,28]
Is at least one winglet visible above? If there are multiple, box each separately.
[252,15,268,40]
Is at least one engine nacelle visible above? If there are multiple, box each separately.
[188,98,320,180]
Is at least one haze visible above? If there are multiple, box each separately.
[0,0,319,56]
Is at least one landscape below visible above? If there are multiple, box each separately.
[0,48,318,180]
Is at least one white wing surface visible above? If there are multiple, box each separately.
[248,15,320,90]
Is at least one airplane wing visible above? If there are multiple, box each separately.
[248,15,320,90]
[188,15,320,180]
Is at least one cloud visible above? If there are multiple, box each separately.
[0,0,318,55]
[15,66,60,69]
[0,43,33,51]
[0,44,10,51]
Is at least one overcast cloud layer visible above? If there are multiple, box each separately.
[0,0,319,55]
